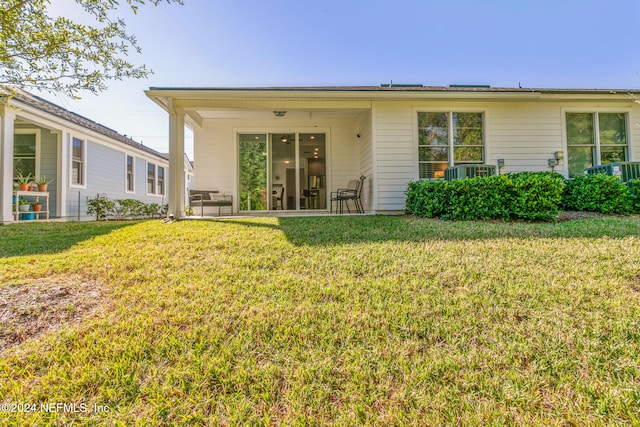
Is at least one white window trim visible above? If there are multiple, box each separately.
[562,108,631,176]
[125,154,135,194]
[14,129,41,179]
[414,109,486,179]
[157,165,165,196]
[146,161,156,195]
[70,136,87,189]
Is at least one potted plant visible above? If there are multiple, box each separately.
[32,196,42,212]
[34,175,54,192]
[15,173,33,191]
[18,198,31,212]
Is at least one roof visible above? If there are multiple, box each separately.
[147,84,640,95]
[2,87,167,161]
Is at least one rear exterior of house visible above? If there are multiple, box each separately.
[1,88,169,222]
[145,85,640,218]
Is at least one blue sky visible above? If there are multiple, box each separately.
[42,0,640,157]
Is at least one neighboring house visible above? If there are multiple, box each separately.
[0,87,170,222]
[145,85,640,217]
[160,152,194,208]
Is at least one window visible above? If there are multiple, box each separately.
[418,112,484,179]
[566,112,628,177]
[126,155,134,192]
[147,162,156,194]
[14,133,36,178]
[71,137,85,186]
[157,166,165,196]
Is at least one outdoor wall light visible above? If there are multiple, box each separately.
[554,151,564,161]
[273,111,286,117]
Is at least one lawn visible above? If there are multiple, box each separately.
[1,216,640,425]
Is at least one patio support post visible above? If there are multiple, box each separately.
[168,101,185,219]
[0,105,16,223]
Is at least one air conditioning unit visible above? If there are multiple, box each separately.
[584,162,640,182]
[444,164,497,181]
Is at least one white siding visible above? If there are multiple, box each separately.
[194,117,360,212]
[372,99,640,211]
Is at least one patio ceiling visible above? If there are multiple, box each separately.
[193,108,367,120]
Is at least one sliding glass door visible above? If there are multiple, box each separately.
[239,132,326,211]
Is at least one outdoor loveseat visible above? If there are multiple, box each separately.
[189,190,233,216]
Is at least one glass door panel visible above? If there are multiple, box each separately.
[239,134,267,211]
[271,133,297,210]
[299,133,326,210]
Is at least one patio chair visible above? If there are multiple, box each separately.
[272,185,284,209]
[330,175,366,214]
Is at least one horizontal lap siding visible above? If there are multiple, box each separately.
[374,102,415,211]
[196,118,360,210]
[67,141,167,221]
[357,111,373,211]
[487,104,564,173]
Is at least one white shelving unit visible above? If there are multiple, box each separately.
[13,191,50,221]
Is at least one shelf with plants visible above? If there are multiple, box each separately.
[13,191,50,221]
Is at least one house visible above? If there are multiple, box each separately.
[145,85,640,218]
[0,87,170,222]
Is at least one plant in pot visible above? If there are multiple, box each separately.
[15,173,33,191]
[32,196,42,212]
[34,175,54,192]
[18,198,31,212]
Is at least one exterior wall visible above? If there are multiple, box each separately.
[65,139,167,221]
[14,124,59,216]
[372,99,640,211]
[193,117,360,212]
[356,110,373,211]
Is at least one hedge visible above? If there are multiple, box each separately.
[563,174,631,214]
[406,172,565,221]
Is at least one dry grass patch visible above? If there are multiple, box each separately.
[0,274,105,353]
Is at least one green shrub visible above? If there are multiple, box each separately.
[87,196,115,221]
[507,172,565,220]
[87,196,163,221]
[563,174,631,214]
[628,179,640,214]
[406,172,565,221]
[405,180,448,218]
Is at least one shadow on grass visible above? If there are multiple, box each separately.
[275,215,640,246]
[0,221,138,257]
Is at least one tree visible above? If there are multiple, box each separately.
[0,0,182,98]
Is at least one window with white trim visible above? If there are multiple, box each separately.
[71,137,85,186]
[566,112,628,177]
[418,112,484,179]
[14,133,37,178]
[126,155,134,192]
[147,162,156,194]
[157,166,165,196]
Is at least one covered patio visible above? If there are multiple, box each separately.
[145,87,375,219]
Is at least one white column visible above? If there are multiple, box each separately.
[168,103,185,218]
[0,106,16,223]
[57,131,69,218]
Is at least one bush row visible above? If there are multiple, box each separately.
[406,172,640,221]
[87,196,167,221]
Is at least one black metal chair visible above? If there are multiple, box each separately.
[330,175,366,213]
[272,185,284,209]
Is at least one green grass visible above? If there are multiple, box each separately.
[1,216,640,425]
